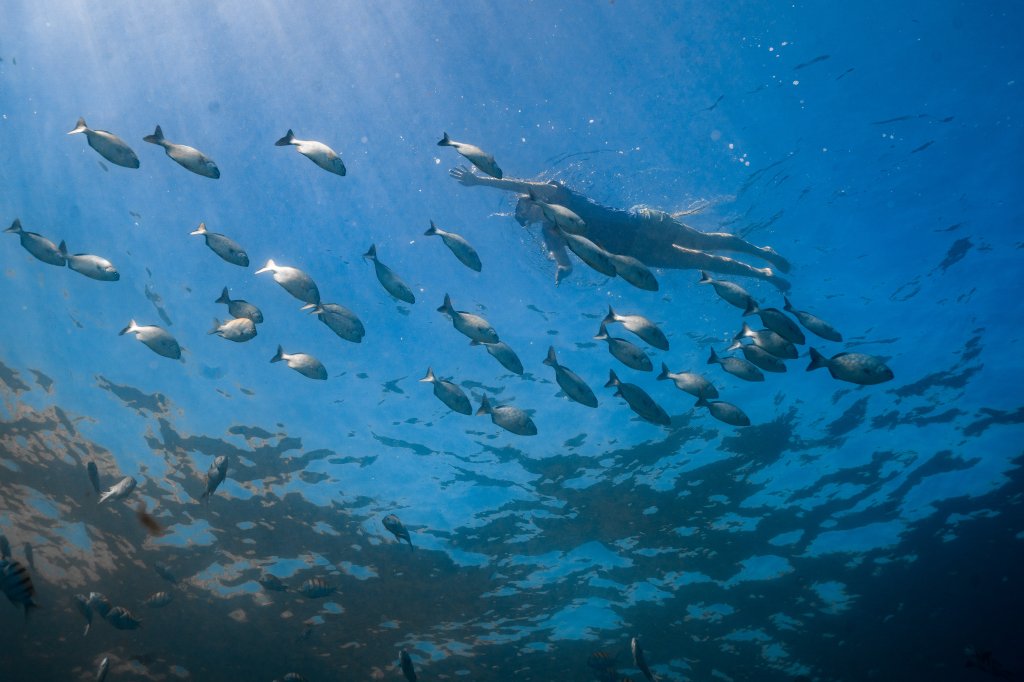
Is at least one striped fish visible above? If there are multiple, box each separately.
[298,577,335,599]
[74,593,92,635]
[0,559,38,617]
[105,605,142,630]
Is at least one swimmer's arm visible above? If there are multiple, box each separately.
[542,224,573,285]
[449,166,554,197]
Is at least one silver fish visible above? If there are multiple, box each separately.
[143,591,173,608]
[255,259,320,305]
[270,345,327,380]
[201,455,228,502]
[559,229,617,277]
[400,649,418,682]
[209,317,257,343]
[87,592,112,618]
[190,223,249,266]
[476,395,537,436]
[603,306,669,350]
[471,339,524,375]
[707,348,764,382]
[5,219,65,266]
[304,302,365,343]
[154,562,178,584]
[119,320,181,359]
[95,656,109,682]
[105,605,142,630]
[437,132,502,179]
[607,252,658,291]
[526,188,586,235]
[98,476,137,504]
[382,514,414,549]
[542,347,598,408]
[807,348,894,385]
[143,125,219,178]
[424,221,481,272]
[695,396,750,427]
[783,296,843,342]
[595,323,652,372]
[215,287,263,323]
[697,270,755,310]
[743,300,805,345]
[74,593,93,635]
[437,294,499,343]
[0,560,37,617]
[363,244,415,304]
[67,117,140,169]
[727,340,787,373]
[87,461,101,495]
[656,363,718,399]
[298,577,335,599]
[419,368,472,415]
[734,323,798,359]
[632,637,657,682]
[59,241,119,281]
[275,129,346,176]
[605,370,671,426]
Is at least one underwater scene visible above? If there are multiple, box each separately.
[1,2,1022,681]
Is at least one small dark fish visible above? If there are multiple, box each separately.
[154,562,177,584]
[727,340,787,373]
[743,300,805,345]
[656,363,718,399]
[87,461,101,495]
[87,592,112,619]
[707,348,764,382]
[595,322,653,372]
[543,346,598,408]
[383,514,414,549]
[201,455,229,503]
[215,287,264,323]
[734,323,798,359]
[911,140,934,154]
[605,370,671,426]
[364,244,415,304]
[298,577,335,599]
[587,650,617,672]
[794,54,830,70]
[419,367,473,415]
[0,559,37,617]
[105,605,142,630]
[702,94,724,111]
[782,296,842,342]
[632,637,657,682]
[95,657,109,682]
[143,591,173,608]
[259,573,288,592]
[477,395,538,436]
[0,534,10,560]
[400,650,418,682]
[136,501,165,536]
[74,593,93,635]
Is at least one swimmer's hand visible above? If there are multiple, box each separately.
[449,165,480,187]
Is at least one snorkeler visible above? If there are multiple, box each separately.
[449,166,791,290]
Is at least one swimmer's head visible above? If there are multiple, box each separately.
[514,196,543,227]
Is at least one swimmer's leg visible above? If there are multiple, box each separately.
[670,223,791,274]
[669,245,790,291]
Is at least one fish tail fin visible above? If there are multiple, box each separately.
[419,367,435,383]
[593,323,608,340]
[475,395,491,416]
[362,244,377,260]
[83,623,90,636]
[603,305,616,326]
[695,396,709,408]
[697,270,712,284]
[118,319,138,336]
[437,132,452,146]
[254,258,276,275]
[424,221,438,236]
[656,363,669,380]
[742,299,760,317]
[734,322,753,341]
[806,347,829,372]
[215,287,231,304]
[270,345,284,363]
[301,303,322,315]
[4,218,22,233]
[604,369,620,388]
[58,240,68,258]
[68,117,88,135]
[783,296,794,312]
[143,125,164,144]
[543,346,558,367]
[190,222,207,236]
[726,340,742,352]
[707,348,720,365]
[274,129,296,146]
[436,293,453,314]
[208,319,222,335]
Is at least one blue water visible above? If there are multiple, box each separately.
[1,2,1022,680]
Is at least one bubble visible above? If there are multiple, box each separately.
[792,80,799,86]
[728,143,734,150]
[710,130,722,141]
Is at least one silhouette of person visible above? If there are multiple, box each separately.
[450,166,790,290]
